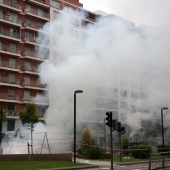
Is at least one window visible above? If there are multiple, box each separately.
[24,91,30,100]
[88,12,95,20]
[8,104,15,116]
[24,76,30,85]
[50,0,60,9]
[9,58,16,68]
[26,4,31,12]
[10,43,16,53]
[38,8,43,17]
[53,11,62,20]
[131,91,138,99]
[121,102,128,109]
[7,120,15,131]
[10,0,17,8]
[26,19,32,27]
[70,17,79,26]
[8,89,14,98]
[25,32,32,40]
[65,5,75,13]
[120,90,127,97]
[0,56,1,65]
[24,61,31,71]
[9,73,15,83]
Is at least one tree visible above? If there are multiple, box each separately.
[19,103,40,159]
[81,126,93,149]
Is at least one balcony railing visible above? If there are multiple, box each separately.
[23,50,48,60]
[23,81,46,88]
[0,93,19,101]
[0,14,21,25]
[24,22,43,30]
[0,61,20,70]
[24,36,49,47]
[22,96,49,105]
[6,110,19,117]
[23,66,38,73]
[0,77,20,85]
[0,44,21,55]
[0,28,20,39]
[24,8,49,19]
[0,0,22,11]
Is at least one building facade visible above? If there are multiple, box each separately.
[0,0,148,146]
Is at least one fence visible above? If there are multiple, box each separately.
[148,151,170,170]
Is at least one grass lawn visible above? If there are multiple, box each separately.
[0,161,88,170]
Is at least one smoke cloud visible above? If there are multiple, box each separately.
[36,7,170,148]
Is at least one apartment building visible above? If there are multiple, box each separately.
[0,0,148,145]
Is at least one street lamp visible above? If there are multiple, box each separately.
[161,107,168,168]
[161,107,168,149]
[74,90,83,163]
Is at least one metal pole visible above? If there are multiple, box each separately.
[119,132,122,162]
[110,126,113,170]
[161,109,165,167]
[74,93,76,163]
[161,109,164,148]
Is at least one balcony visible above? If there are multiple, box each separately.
[22,96,49,105]
[0,61,20,71]
[6,110,19,118]
[0,13,21,26]
[0,44,21,56]
[0,0,22,12]
[24,8,49,21]
[27,0,49,8]
[0,93,20,103]
[23,50,47,61]
[0,29,21,41]
[0,77,20,87]
[23,81,46,90]
[24,22,43,31]
[23,66,39,74]
[24,36,49,47]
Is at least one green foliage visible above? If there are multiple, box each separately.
[78,126,104,159]
[19,103,39,124]
[122,138,130,155]
[157,145,170,156]
[82,146,104,159]
[130,144,152,158]
[145,128,158,139]
[81,126,93,149]
[1,109,7,122]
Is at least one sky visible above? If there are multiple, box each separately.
[79,0,170,28]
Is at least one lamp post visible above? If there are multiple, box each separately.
[74,90,83,163]
[161,107,168,149]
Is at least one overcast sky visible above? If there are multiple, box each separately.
[79,0,170,28]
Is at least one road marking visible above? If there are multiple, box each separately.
[101,168,109,170]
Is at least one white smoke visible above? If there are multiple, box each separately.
[34,7,170,146]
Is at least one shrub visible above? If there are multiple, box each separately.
[83,146,104,159]
[130,144,152,158]
[122,138,130,155]
[157,145,170,156]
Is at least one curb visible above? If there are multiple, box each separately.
[116,161,149,166]
[41,165,99,170]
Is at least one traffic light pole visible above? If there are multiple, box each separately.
[119,131,122,162]
[110,126,113,170]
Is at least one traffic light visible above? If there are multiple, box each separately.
[120,127,125,135]
[106,112,112,127]
[117,122,121,132]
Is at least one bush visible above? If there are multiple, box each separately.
[130,144,152,158]
[82,146,104,159]
[157,145,170,156]
[122,138,130,155]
